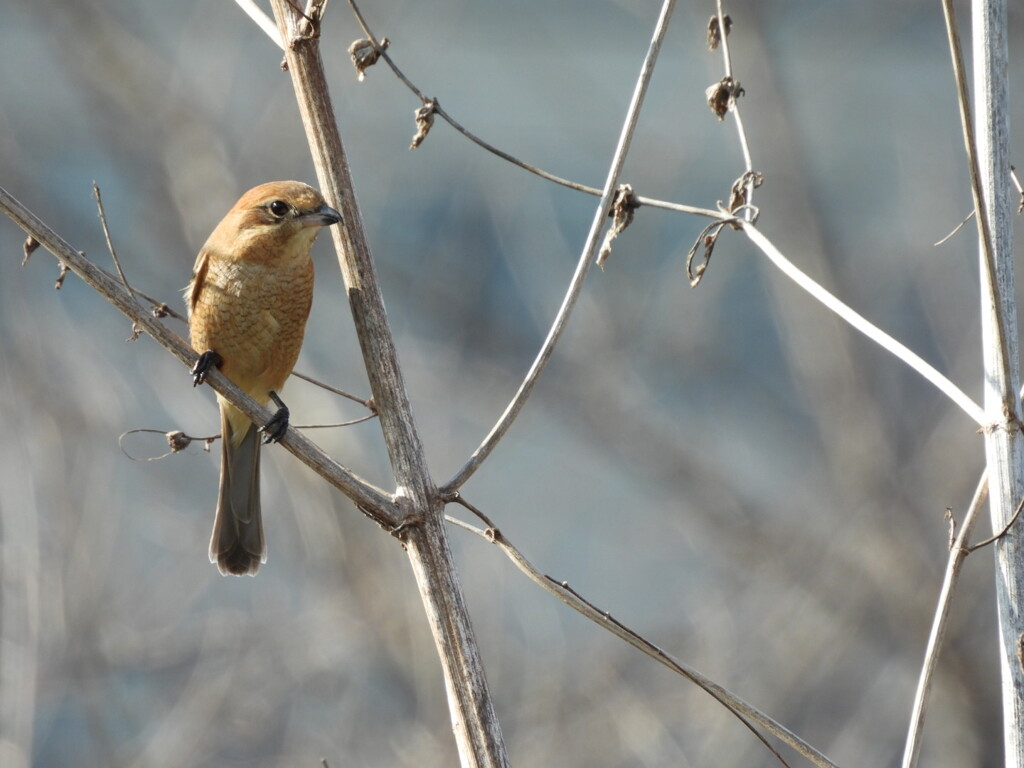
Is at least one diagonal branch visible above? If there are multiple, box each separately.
[446,501,840,768]
[940,0,1013,407]
[443,0,679,493]
[233,0,284,49]
[712,0,757,219]
[739,221,986,427]
[955,1,1024,764]
[901,471,988,768]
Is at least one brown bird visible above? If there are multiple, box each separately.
[186,181,341,576]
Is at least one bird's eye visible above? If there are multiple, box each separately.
[268,200,290,217]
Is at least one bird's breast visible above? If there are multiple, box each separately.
[189,256,314,399]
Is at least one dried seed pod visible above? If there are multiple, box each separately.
[410,99,437,149]
[597,184,640,269]
[707,14,732,50]
[349,37,388,81]
[706,76,744,120]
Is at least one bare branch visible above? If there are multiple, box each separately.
[444,0,679,493]
[940,0,1014,410]
[967,493,1024,553]
[711,2,757,221]
[233,0,284,49]
[901,473,989,768]
[740,221,986,426]
[290,369,375,408]
[446,498,840,768]
[268,2,508,764]
[934,210,974,246]
[343,0,726,222]
[92,182,144,340]
[951,0,1024,760]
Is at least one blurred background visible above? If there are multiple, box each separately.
[1,0,1022,765]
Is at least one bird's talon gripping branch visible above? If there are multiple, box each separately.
[191,350,223,387]
[259,392,290,444]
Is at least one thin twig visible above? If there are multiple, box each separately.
[233,0,284,49]
[93,182,145,336]
[838,167,1023,248]
[901,472,988,768]
[445,497,839,768]
[289,369,374,408]
[92,183,186,323]
[940,0,1014,412]
[740,221,986,426]
[713,1,756,221]
[1011,166,1024,213]
[967,493,1024,552]
[443,0,679,493]
[934,210,974,246]
[117,409,376,463]
[346,0,419,93]
[299,413,378,430]
[119,428,218,461]
[342,0,725,222]
[347,0,594,194]
[92,183,133,298]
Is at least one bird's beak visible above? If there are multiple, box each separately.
[300,204,342,228]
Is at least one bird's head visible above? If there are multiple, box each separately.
[206,181,342,265]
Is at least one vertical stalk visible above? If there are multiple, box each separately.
[269,4,507,765]
[972,0,1024,762]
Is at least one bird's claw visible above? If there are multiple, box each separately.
[191,350,223,387]
[260,400,290,444]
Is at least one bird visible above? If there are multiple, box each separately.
[186,181,341,576]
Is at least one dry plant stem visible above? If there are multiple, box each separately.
[942,0,1014,402]
[934,210,974,246]
[0,186,395,521]
[298,414,378,430]
[960,0,1024,761]
[444,0,678,493]
[445,509,840,768]
[714,0,756,220]
[739,222,986,426]
[267,4,507,766]
[234,0,284,48]
[231,0,986,429]
[969,494,1024,552]
[266,3,984,432]
[239,0,726,220]
[901,472,988,768]
[92,183,139,308]
[343,0,724,222]
[290,369,371,407]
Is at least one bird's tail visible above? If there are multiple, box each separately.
[210,405,266,576]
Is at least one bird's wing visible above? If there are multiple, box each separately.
[186,248,211,316]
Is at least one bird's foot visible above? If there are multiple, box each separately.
[191,350,222,387]
[259,391,290,443]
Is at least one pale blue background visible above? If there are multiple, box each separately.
[1,1,1022,766]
